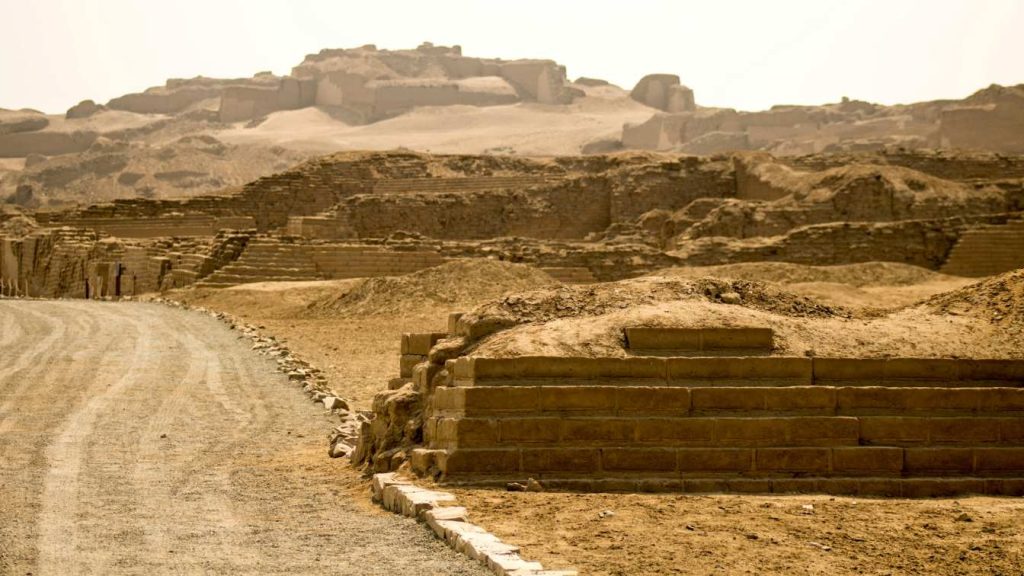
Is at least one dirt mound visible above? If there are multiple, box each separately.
[0,214,39,237]
[923,268,1024,324]
[305,259,559,316]
[654,261,957,287]
[465,276,847,329]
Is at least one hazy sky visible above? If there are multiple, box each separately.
[2,0,1022,114]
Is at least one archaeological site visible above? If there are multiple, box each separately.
[2,3,1024,575]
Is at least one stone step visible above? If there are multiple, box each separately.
[449,356,1024,387]
[426,414,1023,449]
[437,473,1024,497]
[430,386,1024,417]
[432,446,1024,482]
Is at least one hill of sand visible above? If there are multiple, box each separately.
[924,268,1024,325]
[453,275,1022,360]
[216,90,651,156]
[655,262,976,309]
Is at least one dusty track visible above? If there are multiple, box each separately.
[0,300,486,575]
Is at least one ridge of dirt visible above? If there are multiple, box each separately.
[304,259,559,317]
[922,268,1024,325]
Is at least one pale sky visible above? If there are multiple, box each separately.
[2,0,1022,114]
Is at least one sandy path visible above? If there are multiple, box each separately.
[0,300,486,575]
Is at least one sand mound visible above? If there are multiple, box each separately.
[456,275,1019,361]
[465,276,848,329]
[923,268,1024,325]
[0,214,39,237]
[305,259,559,316]
[654,261,957,287]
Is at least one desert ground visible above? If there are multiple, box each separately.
[2,33,1024,576]
[0,299,486,575]
[156,260,1024,575]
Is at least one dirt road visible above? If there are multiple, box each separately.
[0,300,486,576]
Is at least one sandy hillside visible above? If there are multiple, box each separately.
[216,89,652,156]
[164,260,1024,576]
[167,260,559,408]
[657,262,977,310]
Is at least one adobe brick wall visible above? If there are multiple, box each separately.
[416,354,1024,496]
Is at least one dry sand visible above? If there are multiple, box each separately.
[216,92,652,156]
[166,260,1024,575]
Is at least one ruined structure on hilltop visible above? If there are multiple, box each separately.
[2,149,1022,298]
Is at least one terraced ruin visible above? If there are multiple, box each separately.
[3,34,1024,576]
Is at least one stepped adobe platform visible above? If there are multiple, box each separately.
[408,328,1024,497]
[196,237,449,287]
[940,219,1024,277]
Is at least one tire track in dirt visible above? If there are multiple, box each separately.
[1,301,487,575]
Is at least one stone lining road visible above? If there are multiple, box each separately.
[0,300,487,575]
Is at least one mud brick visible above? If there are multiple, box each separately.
[884,358,958,381]
[901,478,986,498]
[677,448,753,472]
[521,448,600,473]
[615,387,690,414]
[668,357,811,383]
[725,478,772,493]
[957,359,1024,381]
[978,388,1024,412]
[624,327,701,350]
[764,387,836,413]
[499,418,560,443]
[713,418,788,446]
[459,387,540,413]
[700,328,774,350]
[446,420,497,446]
[785,417,859,445]
[837,387,980,412]
[813,358,886,381]
[468,357,518,379]
[927,418,1001,444]
[407,332,447,355]
[755,448,830,473]
[859,417,929,444]
[561,419,637,444]
[602,448,678,471]
[400,354,426,378]
[691,387,765,411]
[439,449,520,475]
[637,478,685,493]
[771,478,820,494]
[831,447,904,474]
[903,448,974,473]
[984,478,1024,496]
[974,448,1024,473]
[636,418,715,444]
[999,418,1024,442]
[539,387,617,412]
[682,478,729,493]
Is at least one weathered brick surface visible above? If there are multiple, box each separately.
[424,353,1024,494]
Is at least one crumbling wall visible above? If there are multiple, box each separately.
[341,181,612,240]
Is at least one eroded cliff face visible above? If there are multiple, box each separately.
[5,148,1020,300]
[622,85,1024,156]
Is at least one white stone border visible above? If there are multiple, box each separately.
[372,473,577,576]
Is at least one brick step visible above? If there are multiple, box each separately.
[200,274,324,284]
[426,415,1024,449]
[430,386,1024,417]
[217,264,320,274]
[450,357,1024,387]
[428,446,1024,481]
[233,255,319,264]
[435,473,1024,497]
